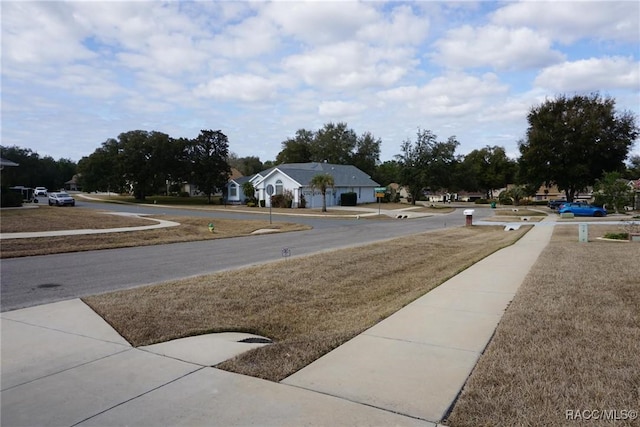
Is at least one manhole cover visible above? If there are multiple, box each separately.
[239,337,272,344]
[37,283,62,289]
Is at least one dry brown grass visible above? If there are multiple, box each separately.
[0,206,152,232]
[361,202,456,214]
[491,208,547,216]
[84,225,528,382]
[446,225,640,427]
[0,209,310,258]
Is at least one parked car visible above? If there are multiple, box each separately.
[48,192,75,206]
[558,203,606,217]
[548,199,588,210]
[34,187,48,196]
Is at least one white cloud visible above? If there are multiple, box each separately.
[535,56,640,92]
[71,2,201,51]
[196,74,279,102]
[433,25,564,70]
[318,100,367,117]
[282,41,415,90]
[264,1,379,45]
[206,13,281,59]
[357,4,429,46]
[378,72,509,116]
[491,1,640,44]
[2,2,95,66]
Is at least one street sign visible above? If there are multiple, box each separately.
[374,187,386,192]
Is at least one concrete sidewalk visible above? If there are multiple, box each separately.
[1,300,430,427]
[1,219,554,426]
[282,217,556,423]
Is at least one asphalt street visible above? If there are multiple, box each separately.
[0,204,492,312]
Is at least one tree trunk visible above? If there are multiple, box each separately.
[565,188,576,202]
[321,190,327,212]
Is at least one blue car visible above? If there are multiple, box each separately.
[558,203,607,217]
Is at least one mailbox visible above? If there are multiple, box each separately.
[463,209,474,226]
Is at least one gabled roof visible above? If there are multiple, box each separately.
[229,175,253,185]
[253,162,379,187]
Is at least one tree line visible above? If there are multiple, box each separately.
[76,129,231,202]
[0,146,77,192]
[2,93,639,204]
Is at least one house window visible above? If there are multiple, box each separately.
[229,184,237,197]
[275,179,283,195]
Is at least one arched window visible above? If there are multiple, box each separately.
[229,183,237,197]
[275,179,283,195]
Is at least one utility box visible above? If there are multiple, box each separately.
[463,209,474,226]
[578,223,588,242]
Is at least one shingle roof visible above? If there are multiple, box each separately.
[231,175,253,185]
[258,162,379,187]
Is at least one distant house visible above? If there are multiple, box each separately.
[227,162,380,208]
[0,157,19,170]
[181,167,242,197]
[65,174,81,191]
[227,175,254,203]
[532,183,593,202]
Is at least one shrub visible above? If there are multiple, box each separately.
[179,192,190,197]
[260,200,265,207]
[247,202,256,208]
[604,232,629,240]
[299,193,306,208]
[270,192,294,208]
[271,194,285,208]
[474,198,488,204]
[498,191,513,205]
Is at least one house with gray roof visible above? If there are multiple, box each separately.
[227,162,380,208]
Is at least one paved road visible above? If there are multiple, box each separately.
[0,205,493,312]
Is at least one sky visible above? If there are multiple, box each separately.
[2,0,639,165]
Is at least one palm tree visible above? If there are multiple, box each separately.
[505,185,527,206]
[309,173,335,212]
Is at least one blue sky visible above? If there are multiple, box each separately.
[2,1,639,164]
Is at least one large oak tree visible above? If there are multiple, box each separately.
[518,93,638,201]
[275,122,380,177]
[395,129,459,205]
[459,146,517,199]
[185,129,231,203]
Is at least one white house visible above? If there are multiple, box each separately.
[227,162,380,208]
